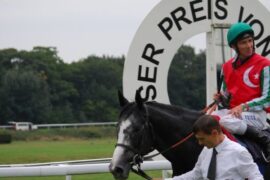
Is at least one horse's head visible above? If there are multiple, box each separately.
[109,91,155,180]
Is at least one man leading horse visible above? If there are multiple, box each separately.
[159,115,264,180]
[212,22,270,162]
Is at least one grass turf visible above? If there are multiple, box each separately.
[0,138,162,179]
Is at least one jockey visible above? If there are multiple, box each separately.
[213,22,270,162]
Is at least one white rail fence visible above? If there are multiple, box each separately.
[0,159,172,180]
[0,123,172,179]
[0,122,117,130]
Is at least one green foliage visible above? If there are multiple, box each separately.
[0,45,205,124]
[168,45,206,110]
[0,69,51,124]
[0,47,123,124]
[66,55,123,122]
[8,126,116,141]
[0,130,12,144]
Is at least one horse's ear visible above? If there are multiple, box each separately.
[118,90,129,107]
[135,89,144,109]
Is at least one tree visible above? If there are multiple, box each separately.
[168,45,206,110]
[0,46,206,123]
[65,55,124,122]
[0,70,51,124]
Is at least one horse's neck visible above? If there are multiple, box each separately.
[146,103,203,174]
[146,102,201,146]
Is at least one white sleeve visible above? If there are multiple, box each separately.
[236,150,264,180]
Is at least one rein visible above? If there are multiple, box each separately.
[202,101,218,114]
[143,132,194,160]
[142,101,217,161]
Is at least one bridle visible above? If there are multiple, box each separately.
[115,104,194,180]
[115,104,156,154]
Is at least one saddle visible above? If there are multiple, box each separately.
[234,128,270,163]
[212,115,270,163]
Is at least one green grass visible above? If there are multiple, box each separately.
[0,138,162,179]
[0,172,162,180]
[0,138,115,164]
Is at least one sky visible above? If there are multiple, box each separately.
[1,0,270,63]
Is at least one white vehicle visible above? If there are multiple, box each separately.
[9,122,38,131]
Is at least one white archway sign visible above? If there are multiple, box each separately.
[123,0,270,104]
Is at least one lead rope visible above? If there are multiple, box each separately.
[144,132,194,160]
[131,162,153,180]
[207,103,218,115]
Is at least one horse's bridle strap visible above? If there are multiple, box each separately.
[115,143,138,154]
[131,166,152,180]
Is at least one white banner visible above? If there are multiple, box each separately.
[123,0,270,104]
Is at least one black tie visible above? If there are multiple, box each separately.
[207,148,217,180]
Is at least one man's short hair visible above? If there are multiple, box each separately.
[192,115,222,135]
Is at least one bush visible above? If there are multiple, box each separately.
[0,132,12,144]
[8,126,116,141]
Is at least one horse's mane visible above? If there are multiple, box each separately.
[119,101,203,129]
[146,101,203,119]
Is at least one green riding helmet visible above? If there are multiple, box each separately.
[227,22,254,47]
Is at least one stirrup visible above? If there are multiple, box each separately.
[261,151,270,163]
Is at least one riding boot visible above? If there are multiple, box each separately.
[244,125,270,162]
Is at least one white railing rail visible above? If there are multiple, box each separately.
[0,160,171,178]
[0,158,113,167]
[0,125,13,129]
[37,122,117,129]
[0,122,117,130]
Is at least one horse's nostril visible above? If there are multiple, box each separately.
[114,166,124,174]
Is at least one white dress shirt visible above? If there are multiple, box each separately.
[166,136,263,180]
